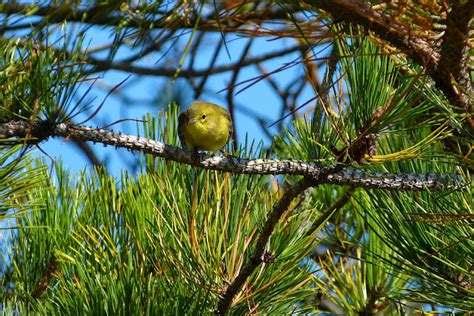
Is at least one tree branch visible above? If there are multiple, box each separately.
[0,2,295,33]
[310,0,439,68]
[86,44,307,78]
[438,1,473,128]
[216,177,317,314]
[0,120,465,191]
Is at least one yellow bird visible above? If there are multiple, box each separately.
[178,101,233,152]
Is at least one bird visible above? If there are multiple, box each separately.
[178,101,233,152]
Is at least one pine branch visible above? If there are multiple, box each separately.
[216,177,317,314]
[0,120,465,191]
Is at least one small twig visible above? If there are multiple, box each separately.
[226,37,254,151]
[77,75,131,125]
[315,46,339,115]
[194,37,226,99]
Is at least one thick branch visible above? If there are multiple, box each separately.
[0,121,465,191]
[438,1,473,128]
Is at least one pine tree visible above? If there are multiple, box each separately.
[0,1,472,314]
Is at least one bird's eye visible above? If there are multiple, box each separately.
[201,114,207,120]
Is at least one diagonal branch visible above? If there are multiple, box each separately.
[310,0,439,69]
[216,177,317,314]
[0,120,465,191]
